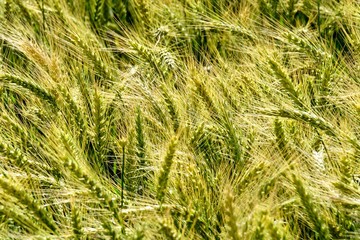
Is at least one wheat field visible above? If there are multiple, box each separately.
[0,0,359,239]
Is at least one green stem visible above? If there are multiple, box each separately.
[121,144,125,208]
[42,0,45,30]
[317,0,321,38]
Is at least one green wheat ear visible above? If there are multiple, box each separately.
[102,221,123,240]
[62,134,123,225]
[94,0,104,24]
[53,0,66,23]
[292,173,331,240]
[0,175,58,233]
[253,215,266,240]
[0,139,53,174]
[64,158,123,225]
[128,40,169,79]
[268,59,304,109]
[223,188,241,240]
[4,0,13,21]
[12,0,35,25]
[222,111,242,167]
[265,109,336,137]
[157,136,178,204]
[274,118,290,160]
[264,214,288,240]
[93,88,107,165]
[70,35,114,86]
[119,138,127,208]
[135,106,146,160]
[0,74,58,110]
[135,106,149,194]
[0,203,40,234]
[159,218,181,240]
[161,85,180,133]
[59,87,87,145]
[193,77,219,119]
[286,32,325,60]
[71,203,83,239]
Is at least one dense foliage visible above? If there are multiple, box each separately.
[0,0,360,239]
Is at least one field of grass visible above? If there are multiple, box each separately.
[0,0,360,239]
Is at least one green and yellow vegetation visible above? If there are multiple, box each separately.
[0,0,359,239]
